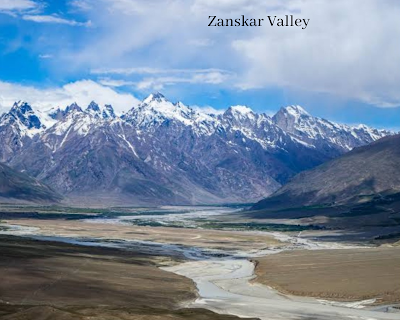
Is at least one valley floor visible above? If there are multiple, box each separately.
[0,205,399,320]
[0,235,250,320]
[254,247,400,305]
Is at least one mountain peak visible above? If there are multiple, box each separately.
[143,92,166,104]
[7,101,42,130]
[221,105,258,128]
[87,101,100,112]
[280,105,310,117]
[272,105,311,132]
[84,102,116,119]
[124,93,197,127]
[103,104,116,119]
[11,101,33,113]
[0,97,392,207]
[224,105,255,120]
[65,102,83,114]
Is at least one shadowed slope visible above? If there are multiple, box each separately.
[253,134,400,210]
[0,163,62,203]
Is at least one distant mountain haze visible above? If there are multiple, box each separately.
[0,94,391,206]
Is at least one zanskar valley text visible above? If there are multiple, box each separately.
[208,15,310,29]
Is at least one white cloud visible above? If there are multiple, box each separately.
[3,0,400,109]
[92,67,234,91]
[39,54,53,59]
[0,80,140,114]
[231,0,400,107]
[190,0,286,14]
[98,78,135,87]
[0,1,91,27]
[0,79,233,116]
[192,105,225,115]
[91,67,230,76]
[135,72,231,90]
[0,0,38,11]
[69,0,93,11]
[63,0,400,108]
[22,14,92,26]
[92,67,162,76]
[187,38,213,47]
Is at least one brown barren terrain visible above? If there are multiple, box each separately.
[0,236,253,320]
[3,219,281,251]
[254,247,400,304]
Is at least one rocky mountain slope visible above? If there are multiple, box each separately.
[273,105,387,156]
[252,134,400,210]
[0,162,61,203]
[0,94,391,205]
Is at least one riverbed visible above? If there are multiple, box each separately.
[1,206,399,320]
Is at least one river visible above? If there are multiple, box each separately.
[1,206,399,320]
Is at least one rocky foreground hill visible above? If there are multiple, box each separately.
[253,133,400,210]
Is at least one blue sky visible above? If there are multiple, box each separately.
[0,0,399,130]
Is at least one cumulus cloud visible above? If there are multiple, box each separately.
[2,0,400,109]
[62,0,400,108]
[232,0,400,107]
[0,80,140,114]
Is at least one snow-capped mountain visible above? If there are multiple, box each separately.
[273,105,391,155]
[0,94,391,205]
[123,93,217,135]
[0,101,44,136]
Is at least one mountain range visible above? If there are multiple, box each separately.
[0,93,391,205]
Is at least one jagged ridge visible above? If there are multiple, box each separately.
[0,94,392,205]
